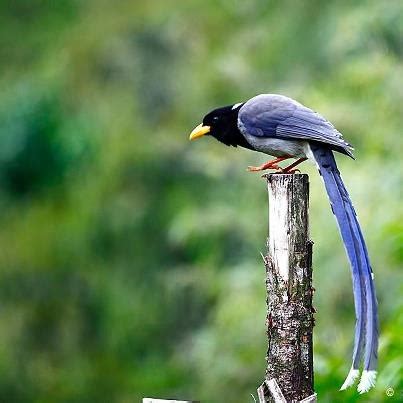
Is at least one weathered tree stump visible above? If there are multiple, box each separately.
[263,174,315,402]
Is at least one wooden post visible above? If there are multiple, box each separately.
[143,399,198,403]
[262,174,315,402]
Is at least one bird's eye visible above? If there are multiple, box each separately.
[212,116,219,122]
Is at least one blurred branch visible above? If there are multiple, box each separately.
[257,379,317,403]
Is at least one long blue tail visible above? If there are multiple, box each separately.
[310,145,378,393]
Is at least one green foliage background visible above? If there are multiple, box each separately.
[0,1,402,402]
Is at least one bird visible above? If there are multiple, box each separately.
[189,94,378,394]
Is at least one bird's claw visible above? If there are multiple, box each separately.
[247,164,280,172]
[276,167,301,174]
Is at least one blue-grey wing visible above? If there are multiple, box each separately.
[238,94,353,156]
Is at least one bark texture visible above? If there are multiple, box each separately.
[264,174,314,402]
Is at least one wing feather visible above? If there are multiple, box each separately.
[238,94,354,157]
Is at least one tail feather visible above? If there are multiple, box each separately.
[310,145,378,392]
[354,222,379,372]
[340,367,360,391]
[357,370,377,394]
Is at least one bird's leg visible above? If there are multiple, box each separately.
[278,158,308,174]
[247,156,290,172]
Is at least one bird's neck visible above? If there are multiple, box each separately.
[216,109,254,150]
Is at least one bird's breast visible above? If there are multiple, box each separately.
[242,133,308,158]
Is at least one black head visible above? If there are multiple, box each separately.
[189,102,253,149]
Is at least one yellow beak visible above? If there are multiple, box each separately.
[189,124,211,140]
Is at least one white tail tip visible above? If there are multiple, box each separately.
[340,368,360,391]
[357,370,377,394]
